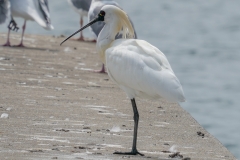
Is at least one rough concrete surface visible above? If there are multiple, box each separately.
[0,33,236,160]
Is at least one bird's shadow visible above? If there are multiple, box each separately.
[19,46,59,52]
[1,46,58,52]
[112,154,170,160]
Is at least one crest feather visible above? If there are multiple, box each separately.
[115,8,135,39]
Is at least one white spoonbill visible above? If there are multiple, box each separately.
[88,0,137,73]
[3,0,54,47]
[61,5,185,156]
[67,0,92,41]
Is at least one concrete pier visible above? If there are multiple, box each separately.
[0,33,236,160]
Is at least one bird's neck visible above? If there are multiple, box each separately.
[96,22,120,64]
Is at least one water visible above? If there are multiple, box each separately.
[0,0,239,158]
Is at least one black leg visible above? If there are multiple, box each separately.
[114,98,144,156]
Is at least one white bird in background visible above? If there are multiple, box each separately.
[67,0,92,41]
[61,5,185,156]
[88,0,137,73]
[2,0,54,47]
[0,0,10,24]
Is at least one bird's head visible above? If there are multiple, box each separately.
[60,5,135,45]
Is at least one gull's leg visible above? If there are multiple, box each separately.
[15,20,26,47]
[74,16,96,42]
[73,16,85,41]
[2,28,11,46]
[79,16,84,40]
[114,98,144,156]
[2,16,19,46]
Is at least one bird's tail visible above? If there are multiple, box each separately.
[44,23,54,30]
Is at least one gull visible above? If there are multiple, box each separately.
[0,0,10,24]
[88,0,137,73]
[67,0,92,41]
[2,0,54,47]
[61,5,185,156]
[1,0,20,39]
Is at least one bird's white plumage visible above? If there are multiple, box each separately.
[10,0,53,30]
[106,39,185,102]
[96,5,185,103]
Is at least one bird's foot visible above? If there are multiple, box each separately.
[92,69,107,74]
[91,64,107,74]
[88,39,96,43]
[2,41,11,47]
[8,20,19,32]
[93,70,107,73]
[72,37,85,41]
[82,37,96,43]
[114,150,144,156]
[14,43,25,47]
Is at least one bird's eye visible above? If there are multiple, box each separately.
[99,10,105,16]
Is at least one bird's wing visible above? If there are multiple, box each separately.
[38,0,50,24]
[106,39,185,102]
[26,0,53,30]
[69,0,91,14]
[0,0,10,24]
